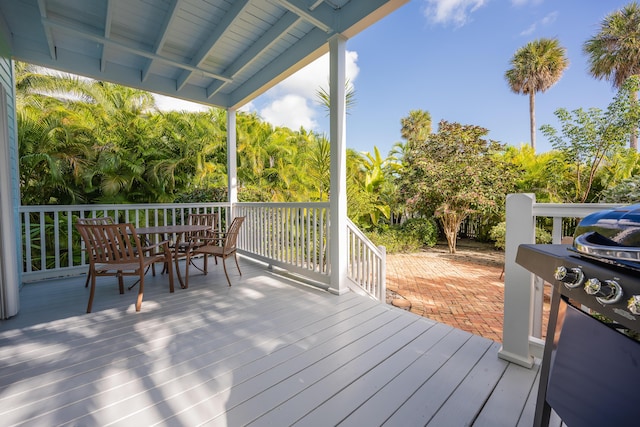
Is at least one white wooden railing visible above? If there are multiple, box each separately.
[18,202,386,301]
[499,194,621,368]
[234,202,331,285]
[346,218,386,300]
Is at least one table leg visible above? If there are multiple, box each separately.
[173,232,187,289]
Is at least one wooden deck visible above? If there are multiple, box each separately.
[0,257,551,426]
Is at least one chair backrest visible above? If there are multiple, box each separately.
[223,216,245,251]
[76,222,142,264]
[77,216,115,225]
[187,213,217,241]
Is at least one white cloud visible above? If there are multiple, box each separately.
[520,23,536,36]
[239,100,255,113]
[541,11,558,25]
[519,11,558,36]
[156,50,360,132]
[260,94,318,130]
[256,50,360,131]
[511,0,544,6]
[154,94,209,112]
[423,0,488,27]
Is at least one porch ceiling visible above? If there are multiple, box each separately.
[0,0,408,109]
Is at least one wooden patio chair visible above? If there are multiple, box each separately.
[170,213,218,268]
[186,216,245,287]
[75,222,174,313]
[77,216,115,288]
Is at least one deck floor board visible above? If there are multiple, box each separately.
[0,258,541,426]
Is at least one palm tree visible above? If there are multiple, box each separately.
[400,109,432,144]
[584,2,640,150]
[505,38,569,152]
[299,130,330,201]
[316,79,356,115]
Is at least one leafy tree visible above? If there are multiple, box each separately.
[401,120,518,253]
[584,1,640,150]
[505,38,569,152]
[540,77,639,202]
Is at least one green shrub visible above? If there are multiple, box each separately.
[364,218,438,253]
[365,228,422,254]
[400,217,438,247]
[599,175,640,203]
[489,221,552,250]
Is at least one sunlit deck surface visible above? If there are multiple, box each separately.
[0,257,551,426]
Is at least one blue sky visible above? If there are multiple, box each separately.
[163,0,631,155]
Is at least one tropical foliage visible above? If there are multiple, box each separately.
[599,174,640,203]
[540,77,640,202]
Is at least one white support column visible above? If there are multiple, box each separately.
[0,84,19,318]
[328,34,348,295]
[227,108,238,219]
[499,193,536,368]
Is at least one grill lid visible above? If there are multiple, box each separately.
[572,203,640,267]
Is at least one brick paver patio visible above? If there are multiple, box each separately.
[386,244,550,343]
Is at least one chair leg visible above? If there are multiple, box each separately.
[184,251,191,289]
[234,253,242,276]
[166,255,175,293]
[221,257,231,287]
[85,270,91,288]
[135,273,144,312]
[87,272,96,313]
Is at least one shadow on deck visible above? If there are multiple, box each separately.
[0,257,546,426]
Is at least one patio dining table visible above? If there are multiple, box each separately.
[134,224,211,289]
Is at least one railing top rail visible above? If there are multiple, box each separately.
[19,202,229,213]
[235,202,330,209]
[532,203,622,218]
[346,218,385,258]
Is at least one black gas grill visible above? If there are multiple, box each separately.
[517,242,640,427]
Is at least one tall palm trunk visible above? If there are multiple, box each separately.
[529,92,536,152]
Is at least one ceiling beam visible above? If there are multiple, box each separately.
[37,0,56,59]
[100,0,114,73]
[272,0,332,32]
[142,0,181,82]
[207,12,301,98]
[42,17,233,84]
[229,26,328,108]
[176,0,251,91]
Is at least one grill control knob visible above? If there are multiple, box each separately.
[554,266,584,289]
[628,295,640,315]
[584,278,623,305]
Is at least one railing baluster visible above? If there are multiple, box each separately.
[39,212,46,271]
[67,210,73,268]
[53,211,60,270]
